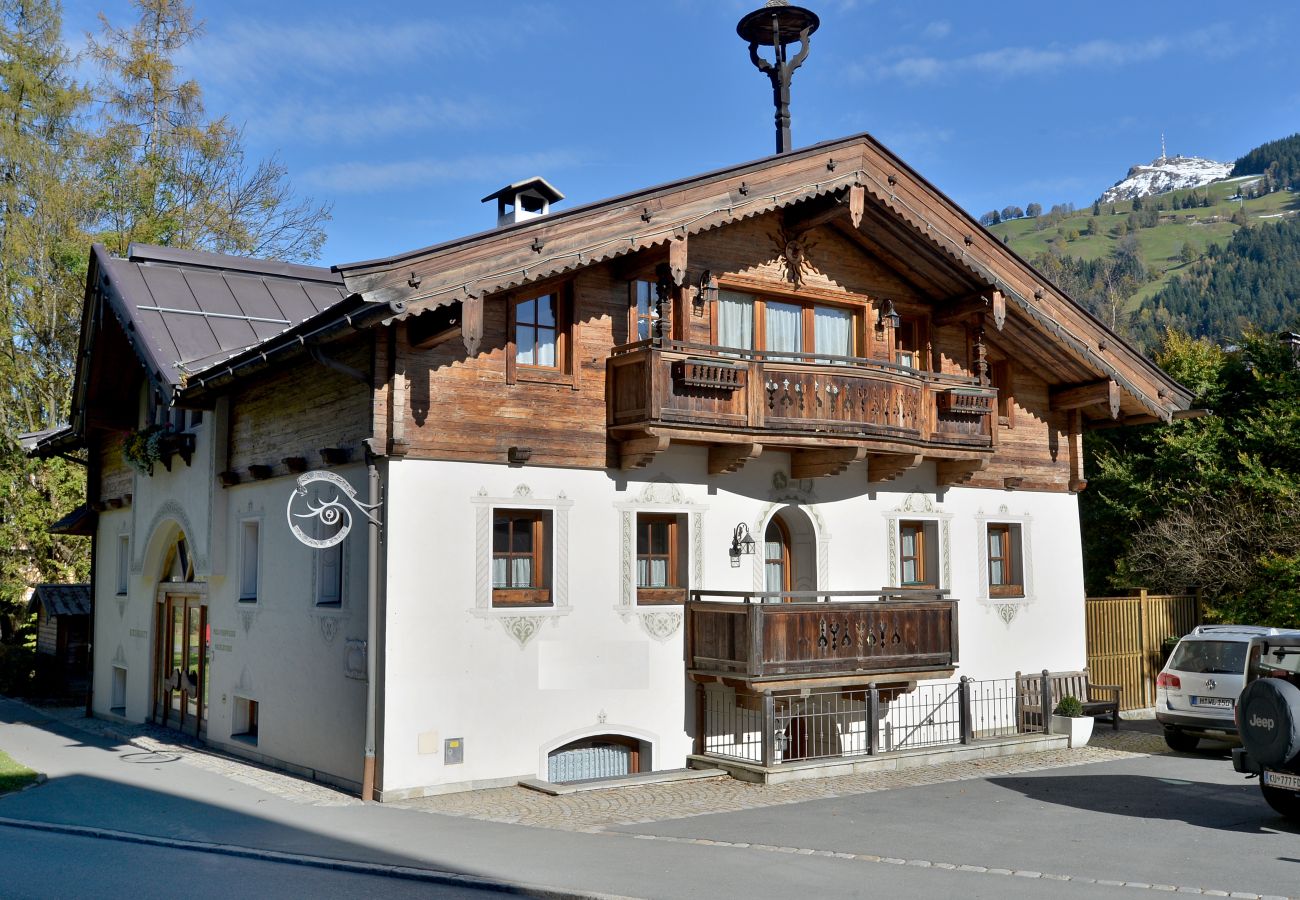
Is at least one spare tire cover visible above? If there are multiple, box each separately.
[1238,677,1300,769]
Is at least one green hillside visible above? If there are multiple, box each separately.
[989,179,1300,312]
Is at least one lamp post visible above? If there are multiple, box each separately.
[737,1,820,155]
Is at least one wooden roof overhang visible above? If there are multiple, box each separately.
[336,132,1193,427]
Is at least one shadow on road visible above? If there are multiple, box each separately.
[988,771,1300,834]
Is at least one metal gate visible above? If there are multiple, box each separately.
[1086,590,1200,709]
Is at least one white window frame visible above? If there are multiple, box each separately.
[883,494,952,592]
[238,519,261,603]
[115,534,130,596]
[974,508,1035,608]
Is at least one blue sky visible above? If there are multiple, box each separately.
[60,0,1300,266]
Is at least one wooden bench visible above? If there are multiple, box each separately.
[1016,668,1122,732]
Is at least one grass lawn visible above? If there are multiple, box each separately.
[0,748,39,794]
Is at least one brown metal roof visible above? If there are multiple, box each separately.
[97,244,350,396]
[28,583,91,618]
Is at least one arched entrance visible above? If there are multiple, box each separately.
[151,532,207,738]
[764,506,817,595]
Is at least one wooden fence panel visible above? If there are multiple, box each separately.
[1085,591,1200,710]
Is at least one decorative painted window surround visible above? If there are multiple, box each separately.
[883,493,952,591]
[615,478,705,642]
[749,472,830,593]
[473,484,574,647]
[974,505,1035,626]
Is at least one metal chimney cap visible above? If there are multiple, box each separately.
[480,177,565,205]
[737,3,820,44]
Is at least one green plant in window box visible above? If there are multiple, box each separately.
[123,425,168,475]
[1053,695,1085,718]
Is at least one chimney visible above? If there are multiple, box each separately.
[481,177,565,228]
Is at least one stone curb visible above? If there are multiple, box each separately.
[0,816,640,900]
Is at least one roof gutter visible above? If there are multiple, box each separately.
[181,297,407,404]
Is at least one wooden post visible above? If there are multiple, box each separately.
[761,691,776,767]
[1138,588,1149,707]
[1041,669,1054,734]
[866,683,880,755]
[958,676,973,744]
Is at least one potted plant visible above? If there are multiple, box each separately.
[1051,695,1094,748]
[122,425,168,475]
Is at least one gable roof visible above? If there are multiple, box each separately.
[28,583,91,618]
[337,132,1194,424]
[91,243,351,398]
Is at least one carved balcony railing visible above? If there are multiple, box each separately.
[686,590,959,685]
[608,341,995,452]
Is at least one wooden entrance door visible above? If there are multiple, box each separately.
[154,594,207,738]
[764,518,792,594]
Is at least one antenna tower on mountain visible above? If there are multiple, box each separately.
[1161,132,1167,163]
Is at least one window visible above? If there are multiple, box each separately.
[514,293,558,368]
[636,514,687,604]
[895,317,923,369]
[716,290,855,360]
[316,541,342,607]
[492,510,552,606]
[233,697,259,745]
[116,535,129,596]
[764,518,791,593]
[898,520,939,587]
[987,523,1024,597]
[239,521,260,602]
[111,666,127,715]
[631,280,657,342]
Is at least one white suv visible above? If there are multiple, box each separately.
[1155,625,1286,752]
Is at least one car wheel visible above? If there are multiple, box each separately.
[1261,784,1300,821]
[1164,729,1200,752]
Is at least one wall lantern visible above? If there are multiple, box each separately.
[875,298,901,332]
[729,522,757,567]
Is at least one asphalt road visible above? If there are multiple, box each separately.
[1,698,1296,900]
[0,824,518,900]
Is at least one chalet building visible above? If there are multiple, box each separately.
[29,133,1193,798]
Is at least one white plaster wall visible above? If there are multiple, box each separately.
[379,449,1086,795]
[90,412,367,787]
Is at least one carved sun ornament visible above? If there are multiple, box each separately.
[772,225,820,290]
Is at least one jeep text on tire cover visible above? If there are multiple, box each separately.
[1238,677,1300,770]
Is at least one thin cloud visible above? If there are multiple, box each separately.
[245,95,497,144]
[857,24,1234,83]
[302,151,585,193]
[921,20,952,41]
[180,8,557,87]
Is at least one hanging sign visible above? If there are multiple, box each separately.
[286,470,381,549]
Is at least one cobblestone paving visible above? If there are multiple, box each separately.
[394,729,1171,831]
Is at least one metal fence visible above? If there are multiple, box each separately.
[701,676,1045,766]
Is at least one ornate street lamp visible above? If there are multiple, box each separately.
[737,1,821,155]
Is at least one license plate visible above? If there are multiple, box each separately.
[1263,770,1300,791]
[1191,696,1233,708]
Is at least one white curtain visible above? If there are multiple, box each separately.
[492,557,534,588]
[814,305,852,362]
[765,301,802,359]
[637,559,668,588]
[718,291,754,351]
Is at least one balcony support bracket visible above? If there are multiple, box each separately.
[619,433,670,470]
[866,452,922,483]
[936,457,989,486]
[790,446,865,479]
[709,441,763,476]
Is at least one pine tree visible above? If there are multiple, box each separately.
[0,0,92,649]
[86,0,331,260]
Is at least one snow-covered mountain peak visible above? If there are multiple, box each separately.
[1099,154,1231,204]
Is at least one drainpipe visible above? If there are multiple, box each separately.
[362,440,383,801]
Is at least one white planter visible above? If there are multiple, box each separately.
[1051,714,1094,748]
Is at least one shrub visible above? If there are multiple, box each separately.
[1054,695,1084,718]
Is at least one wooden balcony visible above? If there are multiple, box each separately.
[686,591,959,688]
[607,341,996,477]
